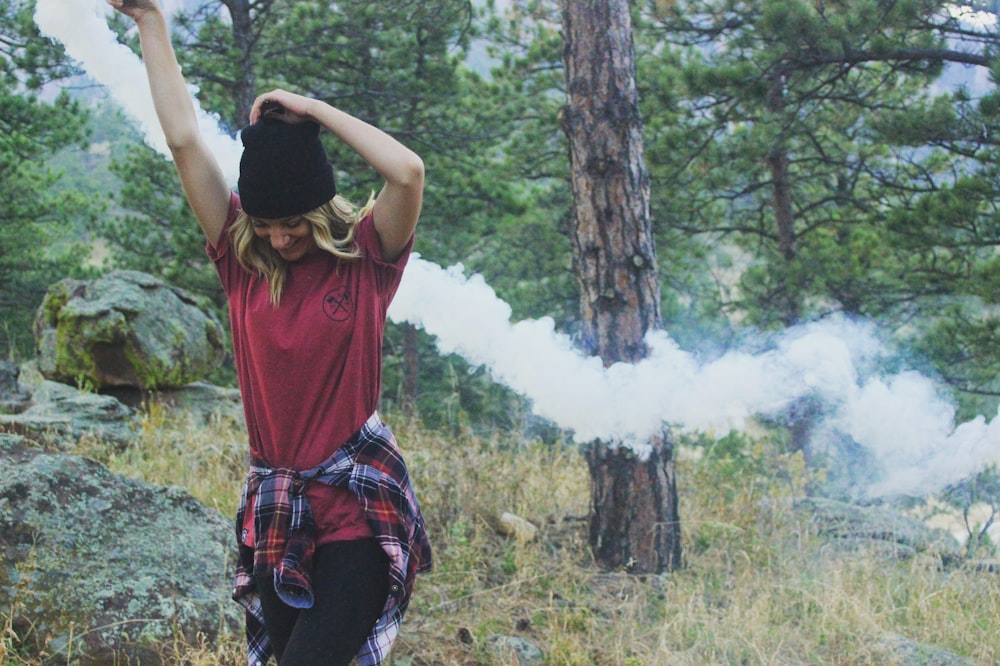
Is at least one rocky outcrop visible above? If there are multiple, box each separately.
[114,381,245,429]
[877,632,977,666]
[0,433,241,665]
[795,496,964,565]
[2,268,248,665]
[33,270,225,390]
[0,359,248,664]
[0,379,137,453]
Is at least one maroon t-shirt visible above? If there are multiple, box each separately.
[209,192,412,543]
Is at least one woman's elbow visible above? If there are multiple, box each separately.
[165,127,204,156]
[399,152,425,190]
[167,140,197,162]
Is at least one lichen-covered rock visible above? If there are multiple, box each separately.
[0,434,241,664]
[0,380,137,453]
[140,381,245,429]
[34,270,225,390]
[487,635,544,666]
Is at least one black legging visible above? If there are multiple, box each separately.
[255,538,391,665]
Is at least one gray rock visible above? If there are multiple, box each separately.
[878,632,977,666]
[0,360,32,414]
[0,380,137,453]
[794,496,963,565]
[115,381,246,429]
[0,435,241,665]
[487,634,544,666]
[33,270,225,390]
[167,381,245,426]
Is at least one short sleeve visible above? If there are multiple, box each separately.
[354,211,414,303]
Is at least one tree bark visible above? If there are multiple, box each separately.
[560,0,681,573]
[561,0,659,362]
[222,0,256,125]
[585,432,681,572]
[766,69,801,327]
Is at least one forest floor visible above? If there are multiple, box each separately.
[4,403,999,665]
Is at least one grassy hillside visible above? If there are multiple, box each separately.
[4,404,999,665]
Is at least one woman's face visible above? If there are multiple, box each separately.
[252,216,317,262]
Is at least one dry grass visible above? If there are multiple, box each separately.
[4,406,1000,665]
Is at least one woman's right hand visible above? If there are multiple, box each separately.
[248,89,319,125]
[106,0,159,20]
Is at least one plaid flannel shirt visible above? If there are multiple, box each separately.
[232,412,432,666]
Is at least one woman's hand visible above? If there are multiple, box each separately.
[106,0,159,20]
[248,89,318,125]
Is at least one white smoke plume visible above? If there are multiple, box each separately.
[393,263,1000,498]
[36,0,1000,500]
[34,0,243,184]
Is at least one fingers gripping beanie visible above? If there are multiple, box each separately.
[238,120,337,218]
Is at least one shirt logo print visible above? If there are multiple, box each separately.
[323,287,353,322]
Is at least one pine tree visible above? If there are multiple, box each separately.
[0,0,95,358]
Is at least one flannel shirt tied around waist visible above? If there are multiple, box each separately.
[232,412,432,666]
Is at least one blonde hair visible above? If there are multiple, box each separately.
[230,193,375,305]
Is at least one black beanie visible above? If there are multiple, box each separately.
[238,120,337,218]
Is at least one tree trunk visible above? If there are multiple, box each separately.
[765,71,815,453]
[765,69,801,327]
[560,0,681,573]
[402,322,420,412]
[586,431,681,572]
[223,0,256,126]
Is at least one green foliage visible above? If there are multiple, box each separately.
[456,2,578,326]
[872,166,1000,414]
[100,140,224,309]
[642,0,950,322]
[0,0,79,89]
[681,427,821,506]
[0,0,99,359]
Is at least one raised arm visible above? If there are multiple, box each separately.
[108,0,231,247]
[249,89,424,262]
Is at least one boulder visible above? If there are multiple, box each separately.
[0,380,137,453]
[794,496,963,565]
[0,434,241,665]
[33,270,225,390]
[495,511,539,543]
[160,381,245,427]
[106,381,246,429]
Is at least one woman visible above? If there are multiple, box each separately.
[107,2,432,665]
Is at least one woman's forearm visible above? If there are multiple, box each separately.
[133,9,201,152]
[306,101,424,189]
